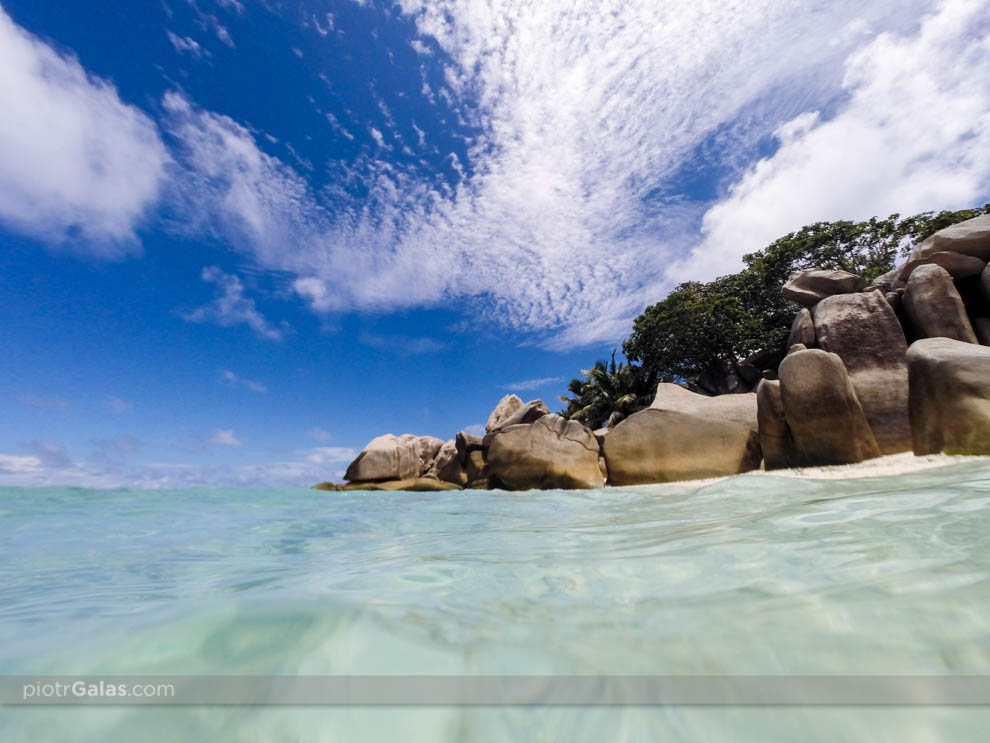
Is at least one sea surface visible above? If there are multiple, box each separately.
[3,461,990,740]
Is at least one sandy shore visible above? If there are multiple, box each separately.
[651,452,990,490]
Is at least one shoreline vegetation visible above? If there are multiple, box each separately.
[316,208,990,492]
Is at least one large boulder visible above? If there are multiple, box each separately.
[788,308,816,348]
[903,264,978,343]
[981,262,990,306]
[416,436,445,472]
[455,431,484,460]
[485,394,523,432]
[650,382,758,432]
[344,434,421,482]
[811,290,911,454]
[781,269,866,307]
[756,379,802,470]
[482,399,552,447]
[338,478,463,492]
[487,414,604,490]
[907,337,990,455]
[602,408,761,485]
[777,349,881,465]
[909,214,990,262]
[898,251,985,283]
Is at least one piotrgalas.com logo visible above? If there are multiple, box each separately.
[22,680,174,700]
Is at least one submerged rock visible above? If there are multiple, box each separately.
[338,478,463,492]
[487,414,604,490]
[778,349,881,466]
[602,408,760,485]
[907,337,990,455]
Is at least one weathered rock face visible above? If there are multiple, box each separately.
[338,478,463,492]
[811,290,911,454]
[788,308,816,348]
[417,436,445,472]
[910,214,990,262]
[455,431,483,460]
[344,434,421,482]
[781,269,866,307]
[650,382,758,432]
[602,408,761,485]
[903,264,978,343]
[981,262,990,306]
[973,317,990,346]
[486,394,523,432]
[487,414,604,490]
[756,379,802,470]
[777,349,881,465]
[907,337,990,455]
[482,399,552,447]
[430,440,467,486]
[898,251,985,283]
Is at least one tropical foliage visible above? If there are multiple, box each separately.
[557,351,658,430]
[559,205,990,415]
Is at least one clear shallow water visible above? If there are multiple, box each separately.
[3,462,990,740]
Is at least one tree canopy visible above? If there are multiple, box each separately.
[559,205,990,414]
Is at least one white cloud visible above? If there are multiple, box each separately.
[0,454,41,474]
[673,0,990,282]
[208,428,242,446]
[162,0,964,348]
[461,423,486,437]
[307,427,333,442]
[166,31,209,59]
[220,369,267,393]
[0,6,168,253]
[182,266,287,341]
[502,376,563,391]
[358,332,444,355]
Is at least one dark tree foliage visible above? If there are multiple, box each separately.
[621,206,990,393]
[557,351,658,430]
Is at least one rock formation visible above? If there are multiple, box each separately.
[486,414,604,490]
[781,269,866,307]
[907,337,990,455]
[903,264,978,343]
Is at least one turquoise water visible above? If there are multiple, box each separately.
[3,461,990,740]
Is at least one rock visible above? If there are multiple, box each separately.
[761,369,778,381]
[466,479,492,490]
[907,337,990,455]
[903,264,978,343]
[344,434,421,482]
[789,343,807,354]
[777,349,881,465]
[311,482,339,491]
[602,408,761,485]
[650,382,758,432]
[737,362,762,387]
[486,394,524,432]
[437,453,469,488]
[756,379,802,470]
[416,436,445,472]
[898,251,985,283]
[482,399,552,447]
[811,290,911,454]
[430,440,457,475]
[781,269,866,307]
[870,265,903,293]
[973,317,990,346]
[788,308,816,348]
[487,414,604,490]
[338,478,463,492]
[909,214,990,262]
[455,431,484,460]
[465,448,487,483]
[885,291,901,312]
[982,262,990,306]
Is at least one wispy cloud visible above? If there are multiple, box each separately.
[166,31,210,59]
[307,427,333,442]
[19,393,72,411]
[107,395,133,413]
[220,369,267,393]
[358,332,444,356]
[182,266,287,341]
[0,6,167,252]
[501,377,564,392]
[208,428,242,446]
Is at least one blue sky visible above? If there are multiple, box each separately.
[1,0,989,487]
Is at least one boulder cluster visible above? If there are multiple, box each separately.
[315,215,990,492]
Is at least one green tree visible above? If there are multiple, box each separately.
[558,351,658,430]
[623,205,990,394]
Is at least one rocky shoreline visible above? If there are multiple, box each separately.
[315,215,990,492]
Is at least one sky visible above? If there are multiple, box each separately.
[1,0,989,488]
